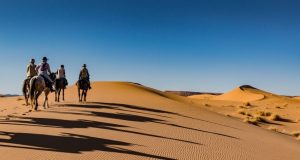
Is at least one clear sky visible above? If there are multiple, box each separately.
[0,0,300,95]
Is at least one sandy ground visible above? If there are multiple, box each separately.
[0,82,300,160]
[189,85,300,139]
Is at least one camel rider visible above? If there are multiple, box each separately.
[79,64,91,89]
[24,58,37,90]
[26,58,37,79]
[36,57,54,92]
[56,64,68,87]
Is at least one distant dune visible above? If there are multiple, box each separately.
[189,94,217,100]
[189,85,294,103]
[188,85,300,143]
[293,96,300,100]
[165,91,221,97]
[212,85,266,102]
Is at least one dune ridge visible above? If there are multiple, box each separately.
[189,94,217,100]
[212,85,266,102]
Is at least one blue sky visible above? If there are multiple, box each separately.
[0,0,300,95]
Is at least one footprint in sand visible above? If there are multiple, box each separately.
[0,109,7,112]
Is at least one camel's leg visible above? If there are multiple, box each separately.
[81,90,85,102]
[24,87,29,106]
[83,90,85,102]
[62,88,65,101]
[58,89,61,102]
[46,95,49,108]
[25,96,29,106]
[30,91,35,110]
[43,96,47,109]
[35,91,41,111]
[47,94,49,108]
[78,88,81,102]
[44,90,50,109]
[34,92,37,110]
[55,90,57,102]
[84,90,87,102]
[25,94,29,106]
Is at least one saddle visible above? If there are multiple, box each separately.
[56,78,68,87]
[78,79,88,89]
[40,75,51,86]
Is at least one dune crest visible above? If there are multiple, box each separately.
[59,81,191,106]
[189,94,217,100]
[211,85,265,102]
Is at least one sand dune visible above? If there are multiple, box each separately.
[188,85,300,141]
[0,82,300,160]
[189,94,217,100]
[212,85,266,102]
[190,85,291,103]
[293,96,300,100]
[58,81,192,106]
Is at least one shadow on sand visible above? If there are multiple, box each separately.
[0,102,240,159]
[0,117,201,145]
[0,131,175,160]
[68,102,241,130]
[56,102,239,139]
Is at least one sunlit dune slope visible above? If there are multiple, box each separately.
[189,94,217,100]
[58,81,191,107]
[212,85,284,102]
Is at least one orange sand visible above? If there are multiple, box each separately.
[0,82,299,160]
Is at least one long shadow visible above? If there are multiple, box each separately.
[38,109,239,140]
[93,102,241,130]
[174,114,240,130]
[63,104,171,118]
[46,103,240,140]
[0,117,128,129]
[88,110,239,139]
[46,110,165,124]
[159,122,239,139]
[88,111,238,139]
[0,131,175,160]
[93,102,178,115]
[89,111,163,123]
[62,103,171,118]
[0,117,201,145]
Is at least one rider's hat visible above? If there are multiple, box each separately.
[42,57,48,61]
[61,64,64,68]
[30,58,35,63]
[83,64,87,67]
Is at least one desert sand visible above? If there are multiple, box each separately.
[0,82,300,160]
[190,85,300,140]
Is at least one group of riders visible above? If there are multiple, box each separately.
[25,56,92,92]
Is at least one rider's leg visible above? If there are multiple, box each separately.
[42,73,54,91]
[65,78,68,86]
[63,78,67,89]
[87,78,91,89]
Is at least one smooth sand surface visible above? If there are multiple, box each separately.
[0,82,300,160]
